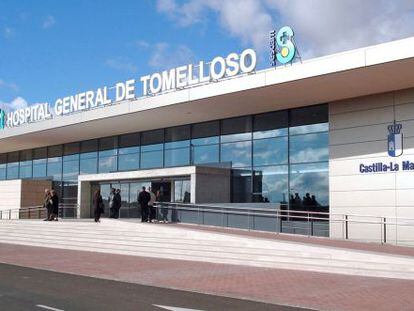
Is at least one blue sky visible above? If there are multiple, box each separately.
[1,0,414,111]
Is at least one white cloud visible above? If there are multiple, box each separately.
[104,58,138,73]
[42,15,56,29]
[0,79,18,92]
[0,97,29,112]
[156,0,414,59]
[147,42,196,71]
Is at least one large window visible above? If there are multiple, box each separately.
[33,148,47,178]
[0,104,329,210]
[98,137,118,173]
[118,133,140,171]
[164,126,190,167]
[47,145,62,181]
[80,140,98,175]
[19,150,32,179]
[7,152,19,180]
[141,129,164,169]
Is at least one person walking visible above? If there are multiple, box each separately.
[43,189,52,221]
[108,188,116,218]
[138,186,150,223]
[148,187,157,223]
[114,189,121,219]
[157,190,168,223]
[49,189,59,221]
[93,189,104,223]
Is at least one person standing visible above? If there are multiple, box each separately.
[148,187,157,223]
[138,186,150,223]
[114,189,121,219]
[43,189,51,221]
[93,189,104,223]
[157,190,168,223]
[108,188,116,218]
[49,189,59,221]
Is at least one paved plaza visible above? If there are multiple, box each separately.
[0,220,413,310]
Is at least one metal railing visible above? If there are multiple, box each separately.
[2,201,414,246]
[0,204,78,220]
[153,202,414,246]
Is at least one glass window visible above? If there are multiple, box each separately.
[118,153,140,171]
[253,165,288,204]
[141,130,164,169]
[174,180,191,203]
[221,116,252,142]
[165,148,189,167]
[80,157,97,175]
[19,150,32,179]
[98,155,117,173]
[221,141,252,168]
[99,136,118,157]
[63,144,79,182]
[7,152,19,180]
[232,169,252,203]
[253,136,288,166]
[290,105,328,134]
[141,149,163,169]
[290,132,329,164]
[118,134,140,171]
[48,145,63,158]
[192,121,219,139]
[165,125,190,146]
[81,139,98,154]
[0,154,7,180]
[63,160,79,181]
[119,133,140,148]
[33,148,47,178]
[192,144,219,165]
[141,129,164,146]
[47,146,62,181]
[253,111,288,139]
[191,136,219,145]
[98,137,117,173]
[289,162,329,209]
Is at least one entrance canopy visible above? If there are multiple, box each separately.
[77,166,231,218]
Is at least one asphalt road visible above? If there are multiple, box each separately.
[0,263,307,311]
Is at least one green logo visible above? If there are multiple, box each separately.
[0,109,4,130]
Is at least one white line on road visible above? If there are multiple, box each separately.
[36,304,65,311]
[153,305,205,311]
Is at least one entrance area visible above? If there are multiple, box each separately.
[92,178,191,218]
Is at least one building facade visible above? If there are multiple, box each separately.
[1,37,414,243]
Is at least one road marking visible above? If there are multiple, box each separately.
[153,305,205,311]
[36,305,65,311]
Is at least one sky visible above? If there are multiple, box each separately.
[1,0,414,112]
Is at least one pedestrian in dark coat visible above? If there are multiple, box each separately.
[93,189,104,223]
[138,186,151,222]
[49,189,59,221]
[114,189,121,219]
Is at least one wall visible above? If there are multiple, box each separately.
[20,180,52,208]
[0,179,51,219]
[329,88,414,245]
[192,167,231,204]
[0,180,21,219]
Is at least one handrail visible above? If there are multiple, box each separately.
[154,202,414,245]
[156,202,414,222]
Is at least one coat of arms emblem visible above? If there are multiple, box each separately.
[388,122,403,157]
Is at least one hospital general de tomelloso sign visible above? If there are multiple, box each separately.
[1,48,257,129]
